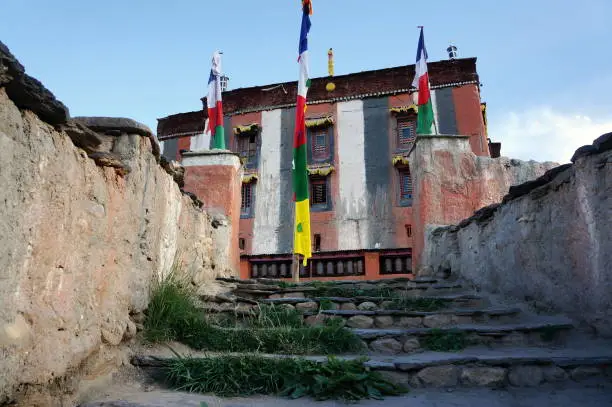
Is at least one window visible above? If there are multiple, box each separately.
[405,224,412,238]
[313,234,321,252]
[308,126,332,163]
[397,118,416,149]
[311,128,330,160]
[398,167,413,206]
[238,238,246,250]
[241,183,254,217]
[311,179,327,206]
[237,133,258,167]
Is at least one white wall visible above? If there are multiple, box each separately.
[335,100,368,250]
[252,110,282,254]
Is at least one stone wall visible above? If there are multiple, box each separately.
[408,135,557,267]
[423,134,612,336]
[0,42,235,405]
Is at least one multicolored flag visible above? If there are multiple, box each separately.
[207,51,225,149]
[412,27,434,134]
[292,0,313,266]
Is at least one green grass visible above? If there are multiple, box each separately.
[164,354,407,401]
[144,277,364,355]
[382,297,447,312]
[144,272,200,343]
[421,329,467,351]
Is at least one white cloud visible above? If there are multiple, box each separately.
[489,107,612,164]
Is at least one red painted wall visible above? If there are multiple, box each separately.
[184,162,242,273]
[307,102,339,252]
[453,84,489,156]
[231,111,262,256]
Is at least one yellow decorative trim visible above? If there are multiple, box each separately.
[307,165,335,176]
[392,155,410,166]
[234,123,260,135]
[242,173,259,184]
[390,105,418,114]
[305,116,334,128]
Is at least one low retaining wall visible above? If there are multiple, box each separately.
[423,133,612,336]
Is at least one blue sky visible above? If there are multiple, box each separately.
[2,0,611,162]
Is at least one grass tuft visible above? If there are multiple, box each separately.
[144,277,364,355]
[383,297,447,312]
[164,354,407,401]
[421,329,466,351]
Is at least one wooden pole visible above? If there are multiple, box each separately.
[292,254,300,283]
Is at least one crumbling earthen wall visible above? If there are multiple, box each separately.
[0,42,235,405]
[408,135,557,267]
[422,134,612,336]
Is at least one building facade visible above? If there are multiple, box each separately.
[158,57,491,280]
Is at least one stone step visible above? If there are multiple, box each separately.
[303,307,522,329]
[352,317,575,355]
[260,293,486,310]
[131,345,612,389]
[234,283,465,300]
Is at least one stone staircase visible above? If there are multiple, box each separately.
[133,275,612,389]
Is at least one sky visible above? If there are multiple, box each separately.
[1,0,611,163]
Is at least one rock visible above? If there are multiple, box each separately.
[88,152,129,174]
[415,366,459,387]
[570,366,602,381]
[159,157,185,187]
[460,367,507,387]
[542,366,568,382]
[380,300,395,309]
[346,315,374,329]
[283,292,304,298]
[340,302,357,311]
[1,41,69,124]
[279,303,296,311]
[374,316,394,328]
[378,371,411,387]
[101,319,127,346]
[295,301,318,312]
[571,145,599,163]
[358,301,378,311]
[59,121,112,154]
[305,314,330,326]
[423,314,455,328]
[593,132,612,152]
[268,294,282,299]
[129,312,145,324]
[369,338,402,355]
[74,117,153,138]
[124,320,137,340]
[508,366,544,387]
[398,316,423,328]
[402,337,421,352]
[417,265,434,277]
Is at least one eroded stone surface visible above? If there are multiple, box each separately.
[415,365,460,387]
[374,316,394,328]
[402,337,421,353]
[570,366,602,381]
[340,302,357,311]
[295,302,318,312]
[370,338,403,355]
[346,315,374,329]
[508,366,544,387]
[460,367,507,387]
[358,301,378,311]
[423,314,455,328]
